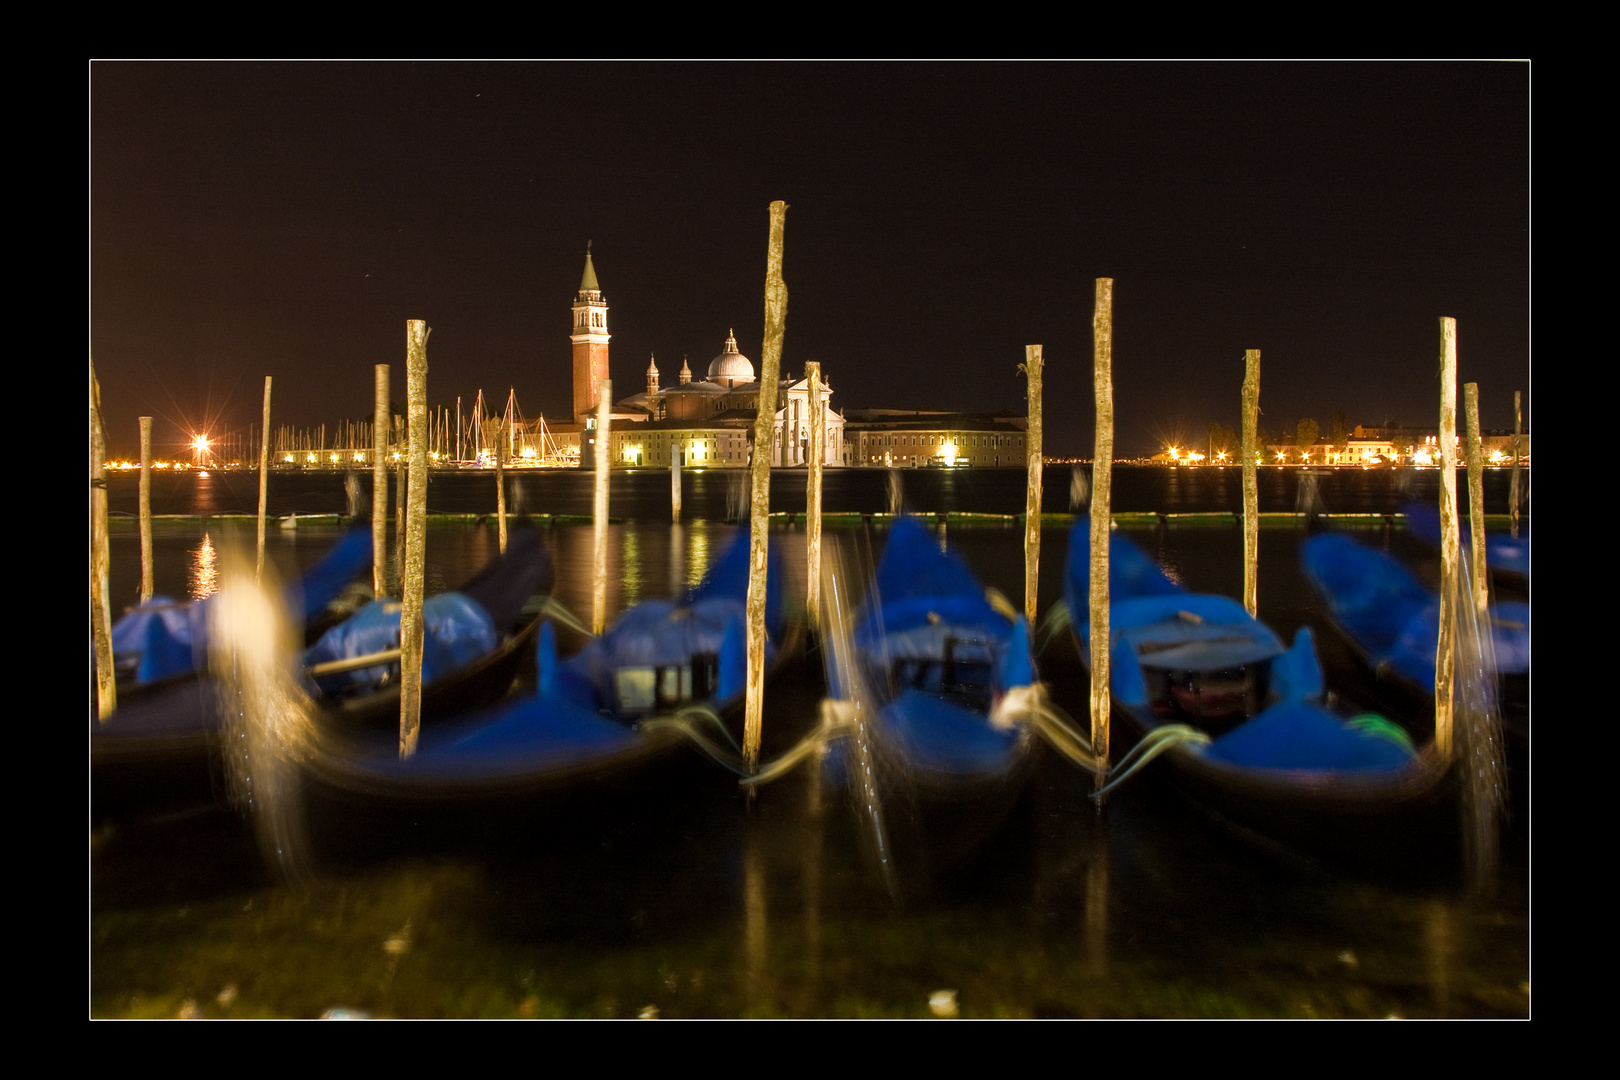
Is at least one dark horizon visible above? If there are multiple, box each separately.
[91,62,1529,461]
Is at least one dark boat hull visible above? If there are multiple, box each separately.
[93,533,552,821]
[1109,702,1457,875]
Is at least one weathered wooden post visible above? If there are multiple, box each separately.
[139,416,154,602]
[399,320,429,759]
[806,361,823,632]
[1462,378,1503,894]
[1434,317,1459,762]
[256,376,272,581]
[1464,383,1489,615]
[1510,390,1522,539]
[592,382,612,635]
[745,200,788,772]
[495,419,508,554]
[1090,280,1115,801]
[92,363,116,720]
[1022,345,1043,628]
[394,413,406,594]
[372,364,389,598]
[1241,350,1260,618]
[671,436,683,524]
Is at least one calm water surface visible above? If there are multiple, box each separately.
[91,469,1530,1018]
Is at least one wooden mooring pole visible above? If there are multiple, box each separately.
[139,416,153,603]
[256,376,272,581]
[671,438,683,525]
[1434,317,1459,762]
[1090,280,1114,802]
[1241,350,1260,618]
[806,360,823,632]
[592,383,612,636]
[373,365,389,598]
[745,199,788,773]
[1461,378,1502,893]
[394,413,406,594]
[399,320,429,759]
[92,363,116,720]
[495,420,508,554]
[1510,390,1522,539]
[1022,345,1043,628]
[1464,383,1489,616]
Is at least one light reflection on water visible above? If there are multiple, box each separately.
[189,532,218,599]
[620,527,643,609]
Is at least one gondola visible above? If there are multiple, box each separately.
[302,527,552,729]
[92,528,552,818]
[1064,527,1453,868]
[823,516,1040,889]
[295,529,792,840]
[107,526,375,688]
[1300,530,1528,741]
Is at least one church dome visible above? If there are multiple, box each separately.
[707,330,755,384]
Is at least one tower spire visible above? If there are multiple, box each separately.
[580,242,600,292]
[570,244,610,422]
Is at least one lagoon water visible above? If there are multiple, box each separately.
[92,466,1529,1017]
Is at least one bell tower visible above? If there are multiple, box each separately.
[570,243,611,423]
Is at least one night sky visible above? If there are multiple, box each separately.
[91,63,1528,460]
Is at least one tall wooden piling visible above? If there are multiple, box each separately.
[394,414,406,592]
[592,382,612,635]
[1241,350,1260,618]
[372,365,389,598]
[806,360,823,632]
[1464,383,1489,615]
[495,420,508,554]
[1434,318,1459,762]
[139,416,154,603]
[91,363,116,720]
[256,376,272,581]
[745,200,788,772]
[399,320,429,759]
[671,437,683,524]
[1510,390,1522,539]
[1462,379,1502,893]
[1022,345,1043,628]
[1090,280,1115,800]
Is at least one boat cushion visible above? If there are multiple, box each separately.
[1204,700,1417,771]
[304,591,498,696]
[1270,628,1324,701]
[882,689,1023,777]
[112,597,209,683]
[556,596,764,716]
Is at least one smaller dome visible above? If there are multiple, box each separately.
[708,330,755,384]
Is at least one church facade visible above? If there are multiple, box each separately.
[562,249,844,468]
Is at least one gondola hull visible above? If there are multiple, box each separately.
[1066,529,1454,872]
[285,530,797,858]
[92,529,552,820]
[829,517,1042,891]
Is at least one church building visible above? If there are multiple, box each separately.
[560,248,844,469]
